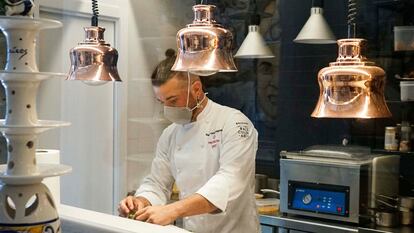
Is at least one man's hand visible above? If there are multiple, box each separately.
[135,205,179,226]
[118,196,151,218]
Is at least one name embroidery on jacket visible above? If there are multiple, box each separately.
[206,129,222,148]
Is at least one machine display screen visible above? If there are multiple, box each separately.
[288,181,350,217]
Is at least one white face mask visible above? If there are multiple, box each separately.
[163,73,207,125]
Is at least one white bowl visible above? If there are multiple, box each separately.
[394,26,414,51]
[400,81,414,101]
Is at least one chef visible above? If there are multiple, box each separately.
[118,50,259,233]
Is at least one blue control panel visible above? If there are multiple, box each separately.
[288,181,349,217]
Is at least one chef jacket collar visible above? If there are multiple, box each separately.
[181,98,211,129]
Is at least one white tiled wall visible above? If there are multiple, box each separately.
[125,0,194,194]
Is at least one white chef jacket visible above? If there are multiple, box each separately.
[135,99,259,233]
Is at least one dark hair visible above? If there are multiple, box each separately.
[151,49,180,86]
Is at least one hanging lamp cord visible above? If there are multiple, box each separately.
[347,0,357,38]
[253,0,258,12]
[311,0,324,8]
[91,0,99,26]
[250,0,260,25]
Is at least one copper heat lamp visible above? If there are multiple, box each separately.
[311,0,391,118]
[172,4,237,76]
[67,0,121,85]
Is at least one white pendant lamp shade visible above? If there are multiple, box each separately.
[294,7,336,44]
[235,25,274,59]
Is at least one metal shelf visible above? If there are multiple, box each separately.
[373,0,404,10]
[372,148,414,156]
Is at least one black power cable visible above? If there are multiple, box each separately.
[91,0,99,26]
[347,0,357,38]
[250,0,260,25]
[312,0,324,8]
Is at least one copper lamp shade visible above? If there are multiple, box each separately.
[312,38,392,118]
[172,5,237,76]
[67,26,121,84]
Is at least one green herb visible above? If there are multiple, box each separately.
[127,210,137,219]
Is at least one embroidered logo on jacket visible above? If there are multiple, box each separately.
[236,122,249,138]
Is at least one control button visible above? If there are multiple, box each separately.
[302,194,312,205]
[337,207,342,213]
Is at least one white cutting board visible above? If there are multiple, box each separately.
[59,204,190,233]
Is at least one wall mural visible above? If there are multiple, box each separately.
[196,0,282,172]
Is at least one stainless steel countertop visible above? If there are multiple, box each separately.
[259,214,414,233]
